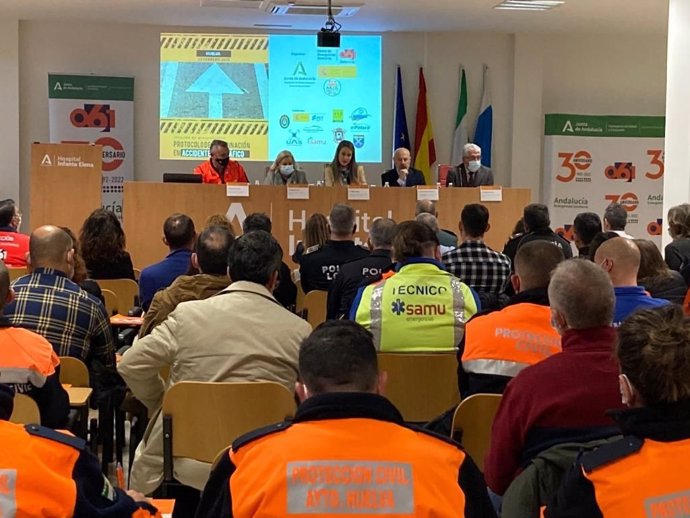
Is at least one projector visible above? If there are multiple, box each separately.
[317,30,341,48]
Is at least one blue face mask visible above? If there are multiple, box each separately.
[280,164,294,176]
[467,160,481,173]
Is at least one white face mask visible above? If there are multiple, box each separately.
[467,160,482,173]
[280,164,294,176]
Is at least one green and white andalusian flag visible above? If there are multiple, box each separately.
[450,66,468,166]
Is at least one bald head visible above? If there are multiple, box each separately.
[0,263,9,312]
[594,237,640,287]
[29,225,74,272]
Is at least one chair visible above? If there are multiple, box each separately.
[302,289,327,327]
[59,356,90,387]
[8,267,28,282]
[97,278,139,309]
[133,268,141,281]
[162,381,296,489]
[377,353,460,423]
[295,279,305,314]
[9,394,41,424]
[101,288,120,315]
[450,394,502,471]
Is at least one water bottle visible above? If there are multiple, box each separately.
[384,182,390,188]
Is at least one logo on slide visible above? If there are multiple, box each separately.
[303,125,323,134]
[312,113,325,122]
[339,49,356,61]
[293,62,307,76]
[333,128,345,143]
[286,130,302,146]
[279,115,290,129]
[332,109,344,123]
[323,79,341,97]
[350,107,370,121]
[353,135,365,148]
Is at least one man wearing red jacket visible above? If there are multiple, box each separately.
[0,199,29,267]
[193,140,248,184]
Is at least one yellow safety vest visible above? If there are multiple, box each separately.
[354,261,477,352]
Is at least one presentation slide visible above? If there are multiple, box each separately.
[159,33,381,163]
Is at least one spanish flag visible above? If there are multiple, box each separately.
[413,68,437,184]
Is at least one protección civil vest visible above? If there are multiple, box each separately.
[354,260,478,352]
[462,303,561,378]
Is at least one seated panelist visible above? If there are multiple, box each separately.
[445,143,494,187]
[324,140,367,186]
[193,139,248,184]
[263,150,308,185]
[381,147,426,187]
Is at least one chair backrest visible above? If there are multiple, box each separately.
[377,353,460,423]
[302,289,327,327]
[97,279,139,309]
[59,356,90,387]
[162,381,296,463]
[10,394,41,425]
[437,164,453,185]
[133,268,141,281]
[101,288,120,316]
[8,267,28,282]
[451,394,502,471]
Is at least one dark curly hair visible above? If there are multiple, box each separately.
[79,209,128,265]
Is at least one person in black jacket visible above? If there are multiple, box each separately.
[381,148,425,187]
[635,238,687,305]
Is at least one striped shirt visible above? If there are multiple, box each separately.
[442,239,512,295]
[6,268,115,369]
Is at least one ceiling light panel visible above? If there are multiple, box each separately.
[494,0,565,11]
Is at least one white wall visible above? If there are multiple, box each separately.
[0,19,20,203]
[16,21,667,221]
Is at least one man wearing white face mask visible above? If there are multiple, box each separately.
[264,150,308,185]
[445,143,494,187]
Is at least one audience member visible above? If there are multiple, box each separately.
[138,226,234,338]
[79,209,135,280]
[324,140,367,186]
[196,320,496,518]
[503,204,573,266]
[292,213,329,265]
[445,143,494,187]
[299,204,368,293]
[587,231,619,260]
[484,259,623,497]
[415,213,454,254]
[458,241,565,397]
[381,147,425,186]
[327,217,396,319]
[0,198,28,267]
[139,213,196,310]
[242,212,297,308]
[193,139,248,184]
[5,226,120,405]
[119,230,311,497]
[572,212,602,258]
[204,213,235,234]
[0,262,69,428]
[603,202,633,239]
[0,385,160,517]
[546,305,690,518]
[665,203,690,274]
[352,221,478,352]
[594,237,667,326]
[443,203,511,296]
[634,238,687,304]
[60,226,104,306]
[415,199,458,247]
[264,149,308,185]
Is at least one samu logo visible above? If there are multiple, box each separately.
[391,298,446,317]
[392,299,406,316]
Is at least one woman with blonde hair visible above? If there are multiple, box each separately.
[264,150,308,185]
[324,140,367,186]
[665,203,690,273]
[291,213,329,264]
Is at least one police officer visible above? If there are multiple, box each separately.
[299,204,369,293]
[195,321,496,518]
[327,218,396,320]
[351,221,479,352]
[0,384,160,518]
[546,304,690,518]
[459,241,565,397]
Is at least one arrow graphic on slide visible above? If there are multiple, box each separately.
[186,64,244,119]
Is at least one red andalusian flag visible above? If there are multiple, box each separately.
[413,67,437,184]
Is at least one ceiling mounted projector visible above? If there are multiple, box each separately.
[318,0,341,47]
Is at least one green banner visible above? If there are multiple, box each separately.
[48,74,134,101]
[545,114,665,138]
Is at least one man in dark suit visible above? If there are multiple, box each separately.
[381,147,426,187]
[446,143,494,187]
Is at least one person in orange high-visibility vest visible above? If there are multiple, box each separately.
[195,320,496,518]
[459,240,565,397]
[193,139,248,184]
[546,304,690,518]
[0,383,161,518]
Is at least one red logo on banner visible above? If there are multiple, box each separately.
[645,149,664,179]
[69,104,116,132]
[555,224,575,241]
[605,192,639,212]
[604,162,636,182]
[647,219,663,236]
[63,137,125,172]
[557,151,592,182]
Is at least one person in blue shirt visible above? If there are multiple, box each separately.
[594,237,668,326]
[138,213,196,310]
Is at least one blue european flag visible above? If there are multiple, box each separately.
[393,66,410,154]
